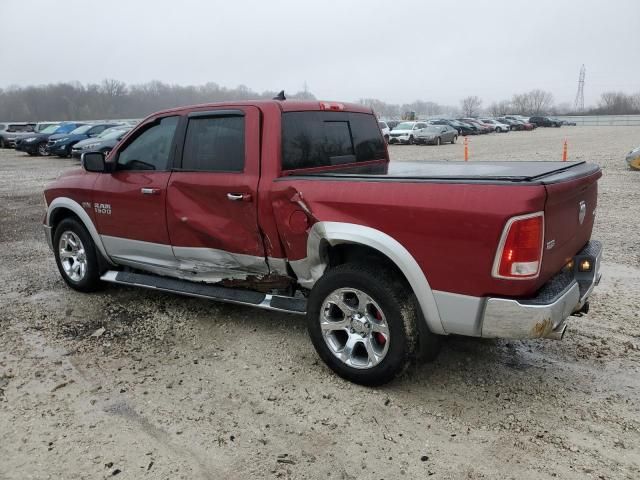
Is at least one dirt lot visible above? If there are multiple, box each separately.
[1,126,639,479]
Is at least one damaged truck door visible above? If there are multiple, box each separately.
[166,107,269,282]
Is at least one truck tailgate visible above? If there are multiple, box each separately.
[539,163,601,284]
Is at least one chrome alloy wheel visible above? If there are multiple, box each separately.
[58,231,87,282]
[320,288,390,369]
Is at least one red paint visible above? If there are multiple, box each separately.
[44,99,601,300]
[166,106,264,257]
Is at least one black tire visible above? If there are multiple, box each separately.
[37,143,48,156]
[0,138,5,148]
[307,263,433,386]
[451,135,457,144]
[435,137,441,146]
[408,135,415,145]
[53,217,103,292]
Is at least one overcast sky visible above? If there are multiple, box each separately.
[1,0,639,107]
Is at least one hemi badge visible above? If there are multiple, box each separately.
[546,240,556,250]
[81,201,91,209]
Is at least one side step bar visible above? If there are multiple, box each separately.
[100,271,307,315]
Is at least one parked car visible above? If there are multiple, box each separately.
[43,99,602,386]
[479,118,511,133]
[415,125,458,145]
[626,145,640,170]
[505,118,534,131]
[429,119,476,136]
[456,120,480,135]
[459,119,491,134]
[0,122,36,148]
[71,126,132,159]
[388,121,430,144]
[496,117,520,131]
[17,123,84,156]
[378,121,390,143]
[48,123,122,157]
[529,116,561,128]
[35,122,60,133]
[560,120,577,126]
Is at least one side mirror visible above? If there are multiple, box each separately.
[82,152,106,172]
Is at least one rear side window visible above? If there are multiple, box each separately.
[117,116,179,171]
[282,112,385,171]
[181,116,244,172]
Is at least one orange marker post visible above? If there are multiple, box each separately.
[464,136,469,161]
[562,138,568,161]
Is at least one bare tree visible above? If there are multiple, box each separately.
[528,89,554,115]
[460,96,482,117]
[488,100,511,116]
[596,91,638,114]
[510,89,554,115]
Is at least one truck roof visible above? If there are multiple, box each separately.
[144,100,374,118]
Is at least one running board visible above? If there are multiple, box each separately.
[100,271,306,315]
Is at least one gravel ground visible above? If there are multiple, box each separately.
[0,126,639,479]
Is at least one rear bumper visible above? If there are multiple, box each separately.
[481,240,602,340]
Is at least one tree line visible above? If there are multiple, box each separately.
[1,79,639,121]
[0,79,315,121]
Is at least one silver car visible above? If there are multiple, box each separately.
[626,145,640,170]
[0,122,36,148]
[414,125,458,145]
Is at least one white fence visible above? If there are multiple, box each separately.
[556,115,640,126]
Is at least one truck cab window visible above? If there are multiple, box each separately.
[117,116,179,171]
[282,112,385,170]
[181,116,245,172]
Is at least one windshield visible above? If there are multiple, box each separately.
[394,122,416,130]
[100,128,130,140]
[55,124,81,134]
[70,125,92,135]
[41,124,61,134]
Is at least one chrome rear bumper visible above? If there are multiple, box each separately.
[481,240,602,340]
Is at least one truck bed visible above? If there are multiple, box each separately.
[294,160,599,185]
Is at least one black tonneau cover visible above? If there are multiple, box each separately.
[290,161,599,185]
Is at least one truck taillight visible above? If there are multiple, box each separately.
[492,212,544,279]
[319,102,345,111]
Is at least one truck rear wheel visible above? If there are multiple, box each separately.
[306,263,420,386]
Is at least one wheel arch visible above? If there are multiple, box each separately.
[46,197,115,266]
[291,222,445,334]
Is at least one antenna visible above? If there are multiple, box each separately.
[573,65,585,112]
[273,90,286,101]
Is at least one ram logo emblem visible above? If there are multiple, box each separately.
[94,203,112,215]
[578,201,586,225]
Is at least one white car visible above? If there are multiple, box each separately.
[378,121,390,143]
[480,118,511,133]
[388,121,430,144]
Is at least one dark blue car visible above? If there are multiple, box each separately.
[18,123,85,156]
[47,123,122,157]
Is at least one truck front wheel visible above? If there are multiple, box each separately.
[53,217,103,292]
[306,263,419,386]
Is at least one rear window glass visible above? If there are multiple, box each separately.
[282,112,385,171]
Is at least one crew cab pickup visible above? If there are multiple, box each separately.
[43,99,602,386]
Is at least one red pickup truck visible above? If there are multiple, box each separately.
[43,99,602,385]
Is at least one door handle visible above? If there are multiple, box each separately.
[227,193,252,202]
[140,188,161,195]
